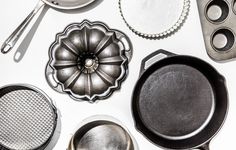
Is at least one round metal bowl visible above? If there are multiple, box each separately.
[46,20,132,102]
[68,116,138,150]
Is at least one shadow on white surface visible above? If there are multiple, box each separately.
[14,6,49,63]
[13,0,104,63]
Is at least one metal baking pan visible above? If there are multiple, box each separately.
[67,115,138,150]
[132,50,228,149]
[46,20,133,102]
[119,0,190,39]
[197,0,236,61]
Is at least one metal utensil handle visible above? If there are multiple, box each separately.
[140,49,176,76]
[115,31,133,63]
[1,0,45,54]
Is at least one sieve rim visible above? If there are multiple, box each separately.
[0,84,58,150]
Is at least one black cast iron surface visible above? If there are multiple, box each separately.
[132,50,228,149]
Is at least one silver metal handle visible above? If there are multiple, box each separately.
[1,0,45,54]
[115,31,133,63]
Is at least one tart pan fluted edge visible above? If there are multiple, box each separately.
[46,20,133,102]
[119,0,190,39]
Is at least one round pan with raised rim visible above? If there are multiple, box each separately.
[119,0,190,39]
[0,84,60,150]
[132,50,228,150]
[46,20,132,102]
[68,115,138,150]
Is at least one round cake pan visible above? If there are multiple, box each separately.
[46,20,133,102]
[68,115,138,150]
[119,0,190,39]
[0,84,60,150]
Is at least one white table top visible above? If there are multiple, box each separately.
[0,0,235,149]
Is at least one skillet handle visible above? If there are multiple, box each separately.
[1,0,45,54]
[140,49,176,76]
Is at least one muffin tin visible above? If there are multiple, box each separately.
[197,0,236,61]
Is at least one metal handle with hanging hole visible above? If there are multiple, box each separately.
[1,1,45,54]
[139,49,176,76]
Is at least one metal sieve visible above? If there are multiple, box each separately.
[0,84,58,150]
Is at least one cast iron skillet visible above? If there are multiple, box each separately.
[132,50,228,150]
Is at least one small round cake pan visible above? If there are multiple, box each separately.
[0,84,60,150]
[46,20,133,102]
[68,115,138,150]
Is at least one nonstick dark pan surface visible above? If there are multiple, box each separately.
[132,50,228,150]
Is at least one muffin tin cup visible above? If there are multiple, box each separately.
[197,0,236,61]
[205,0,230,24]
[210,27,235,52]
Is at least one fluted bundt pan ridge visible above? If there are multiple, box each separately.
[46,20,132,102]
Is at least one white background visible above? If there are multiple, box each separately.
[0,0,236,149]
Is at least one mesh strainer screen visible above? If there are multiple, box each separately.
[0,86,57,150]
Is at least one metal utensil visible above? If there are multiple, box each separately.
[68,116,138,150]
[0,84,60,150]
[1,0,96,54]
[132,50,228,149]
[46,20,132,102]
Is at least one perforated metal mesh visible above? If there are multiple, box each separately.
[0,86,57,150]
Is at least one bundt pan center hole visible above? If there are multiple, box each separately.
[85,59,94,67]
[206,0,229,23]
[78,53,99,73]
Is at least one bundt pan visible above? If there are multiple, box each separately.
[46,20,132,102]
